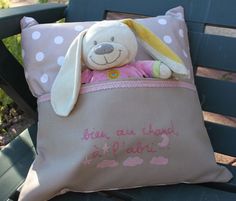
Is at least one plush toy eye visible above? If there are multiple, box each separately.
[111,36,114,42]
[94,41,98,45]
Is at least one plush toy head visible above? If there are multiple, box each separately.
[83,21,138,70]
[51,19,189,117]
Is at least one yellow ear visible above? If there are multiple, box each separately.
[122,19,188,75]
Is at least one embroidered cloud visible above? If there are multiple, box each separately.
[123,156,143,167]
[150,156,168,165]
[97,160,118,168]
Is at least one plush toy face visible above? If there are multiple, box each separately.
[82,21,138,70]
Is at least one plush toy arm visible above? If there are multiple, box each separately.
[134,60,155,77]
[152,61,172,79]
[134,60,171,79]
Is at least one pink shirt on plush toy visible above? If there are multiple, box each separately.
[82,60,159,83]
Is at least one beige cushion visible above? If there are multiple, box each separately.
[19,6,232,201]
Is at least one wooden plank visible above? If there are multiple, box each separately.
[66,0,203,23]
[206,122,236,156]
[203,0,236,28]
[0,129,35,176]
[67,0,236,28]
[0,128,36,201]
[0,3,66,39]
[197,34,236,72]
[195,76,236,118]
[0,152,35,201]
[188,32,203,73]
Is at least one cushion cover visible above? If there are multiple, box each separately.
[19,6,232,201]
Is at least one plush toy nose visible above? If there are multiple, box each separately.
[94,44,114,55]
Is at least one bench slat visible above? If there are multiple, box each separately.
[0,129,35,176]
[195,76,236,118]
[67,0,236,28]
[202,0,236,28]
[0,152,34,201]
[0,128,36,201]
[206,122,236,156]
[67,0,201,22]
[0,3,66,39]
[188,32,203,71]
[197,34,236,72]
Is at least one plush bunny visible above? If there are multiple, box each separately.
[51,19,189,117]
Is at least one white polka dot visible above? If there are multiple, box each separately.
[54,36,64,45]
[158,18,167,25]
[179,29,184,38]
[183,50,188,58]
[163,35,172,44]
[40,74,49,83]
[57,56,65,66]
[32,31,41,40]
[74,25,84,32]
[35,52,45,62]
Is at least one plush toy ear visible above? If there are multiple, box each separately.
[122,19,189,76]
[51,30,87,117]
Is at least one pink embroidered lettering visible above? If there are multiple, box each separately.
[80,121,179,168]
[116,129,136,137]
[142,121,177,137]
[126,141,157,154]
[90,145,103,159]
[81,128,110,141]
[112,141,120,155]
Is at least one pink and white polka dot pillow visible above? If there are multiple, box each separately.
[21,6,193,97]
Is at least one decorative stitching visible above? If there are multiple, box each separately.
[38,79,196,103]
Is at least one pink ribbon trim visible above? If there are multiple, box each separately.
[38,80,196,103]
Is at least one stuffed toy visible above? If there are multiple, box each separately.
[51,19,189,117]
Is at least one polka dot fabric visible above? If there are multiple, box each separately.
[20,6,192,97]
[21,18,93,97]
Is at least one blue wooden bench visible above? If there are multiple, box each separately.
[0,0,236,200]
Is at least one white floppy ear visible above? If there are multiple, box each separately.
[51,30,87,117]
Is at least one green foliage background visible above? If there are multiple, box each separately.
[0,0,62,140]
[0,0,9,8]
[0,0,14,125]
